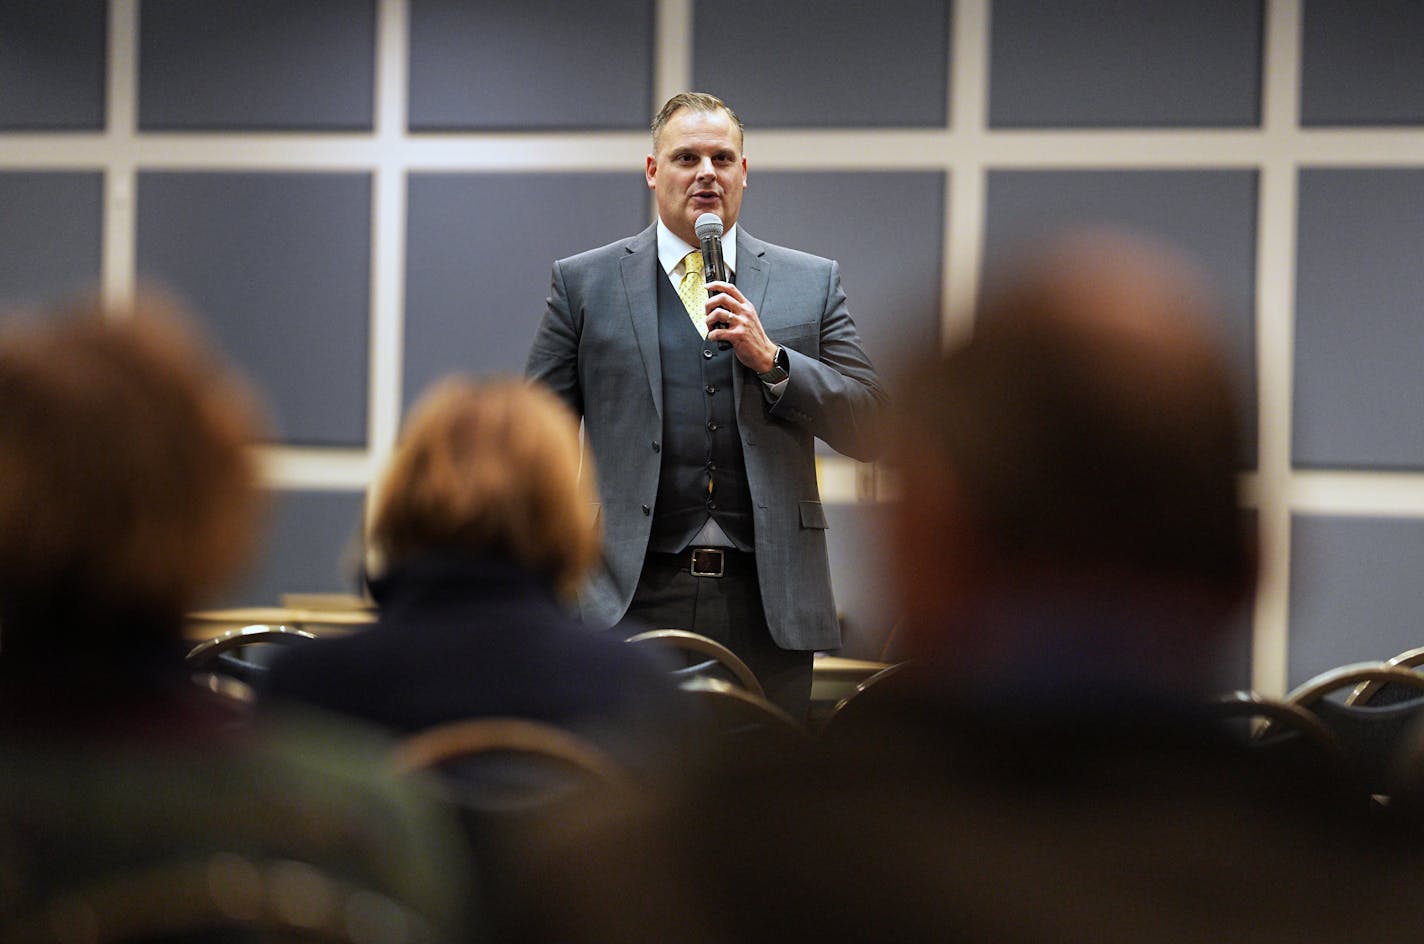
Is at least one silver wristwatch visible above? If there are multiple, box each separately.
[757,346,789,384]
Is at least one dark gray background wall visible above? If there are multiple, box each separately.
[2,1,1422,690]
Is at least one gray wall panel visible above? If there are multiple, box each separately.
[824,502,900,662]
[739,171,942,381]
[223,489,366,607]
[989,0,1262,128]
[136,172,372,447]
[0,172,104,310]
[983,169,1260,463]
[1301,1,1424,126]
[0,0,106,130]
[407,0,653,130]
[693,0,949,128]
[1289,515,1424,687]
[139,0,375,131]
[1294,169,1424,470]
[403,171,650,410]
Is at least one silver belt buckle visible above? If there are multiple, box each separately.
[690,548,725,578]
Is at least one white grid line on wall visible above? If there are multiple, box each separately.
[99,0,138,307]
[1251,0,1305,695]
[943,0,988,349]
[369,0,413,486]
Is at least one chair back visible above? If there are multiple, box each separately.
[818,662,909,738]
[186,624,319,705]
[392,717,632,809]
[680,676,808,759]
[1283,662,1424,796]
[625,628,765,697]
[1351,646,1424,706]
[1208,690,1345,764]
[0,855,443,943]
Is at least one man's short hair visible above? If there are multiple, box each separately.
[651,91,744,151]
[897,232,1251,596]
[371,377,600,599]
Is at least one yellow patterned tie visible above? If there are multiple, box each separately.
[677,250,709,338]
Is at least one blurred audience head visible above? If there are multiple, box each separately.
[370,377,599,599]
[889,228,1254,687]
[0,296,263,656]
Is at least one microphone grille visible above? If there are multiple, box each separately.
[694,212,724,240]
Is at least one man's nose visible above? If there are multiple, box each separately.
[696,157,716,178]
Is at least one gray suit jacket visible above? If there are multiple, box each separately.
[526,223,887,651]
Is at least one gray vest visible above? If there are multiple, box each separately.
[647,270,754,553]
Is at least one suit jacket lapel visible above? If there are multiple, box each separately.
[731,228,770,412]
[619,224,663,419]
[734,228,770,315]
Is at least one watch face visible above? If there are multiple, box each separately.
[760,346,789,382]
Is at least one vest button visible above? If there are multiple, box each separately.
[705,384,717,395]
[706,500,716,510]
[702,349,713,359]
[641,504,650,516]
[707,461,717,471]
[651,440,660,452]
[706,421,718,431]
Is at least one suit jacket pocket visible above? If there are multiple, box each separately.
[799,500,829,530]
[774,321,820,360]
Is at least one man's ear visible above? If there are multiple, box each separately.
[645,155,657,190]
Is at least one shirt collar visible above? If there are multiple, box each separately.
[656,217,738,277]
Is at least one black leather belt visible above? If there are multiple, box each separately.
[650,548,755,578]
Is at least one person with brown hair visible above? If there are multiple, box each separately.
[0,299,475,943]
[260,377,689,772]
[0,297,262,691]
[886,228,1256,695]
[366,376,601,603]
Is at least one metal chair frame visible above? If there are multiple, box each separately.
[392,717,632,791]
[625,628,765,697]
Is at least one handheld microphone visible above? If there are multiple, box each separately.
[695,212,732,350]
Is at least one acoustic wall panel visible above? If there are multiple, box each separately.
[1301,0,1424,126]
[407,0,654,130]
[0,0,106,130]
[138,0,375,131]
[740,171,943,379]
[1288,515,1424,687]
[983,169,1260,463]
[403,171,649,412]
[222,489,367,607]
[1294,169,1424,471]
[824,502,899,662]
[0,172,104,310]
[989,0,1262,128]
[693,0,950,128]
[136,171,372,447]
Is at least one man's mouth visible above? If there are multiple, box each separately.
[691,190,720,204]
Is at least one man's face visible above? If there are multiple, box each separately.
[646,107,748,247]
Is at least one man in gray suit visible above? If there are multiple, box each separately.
[526,92,887,720]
